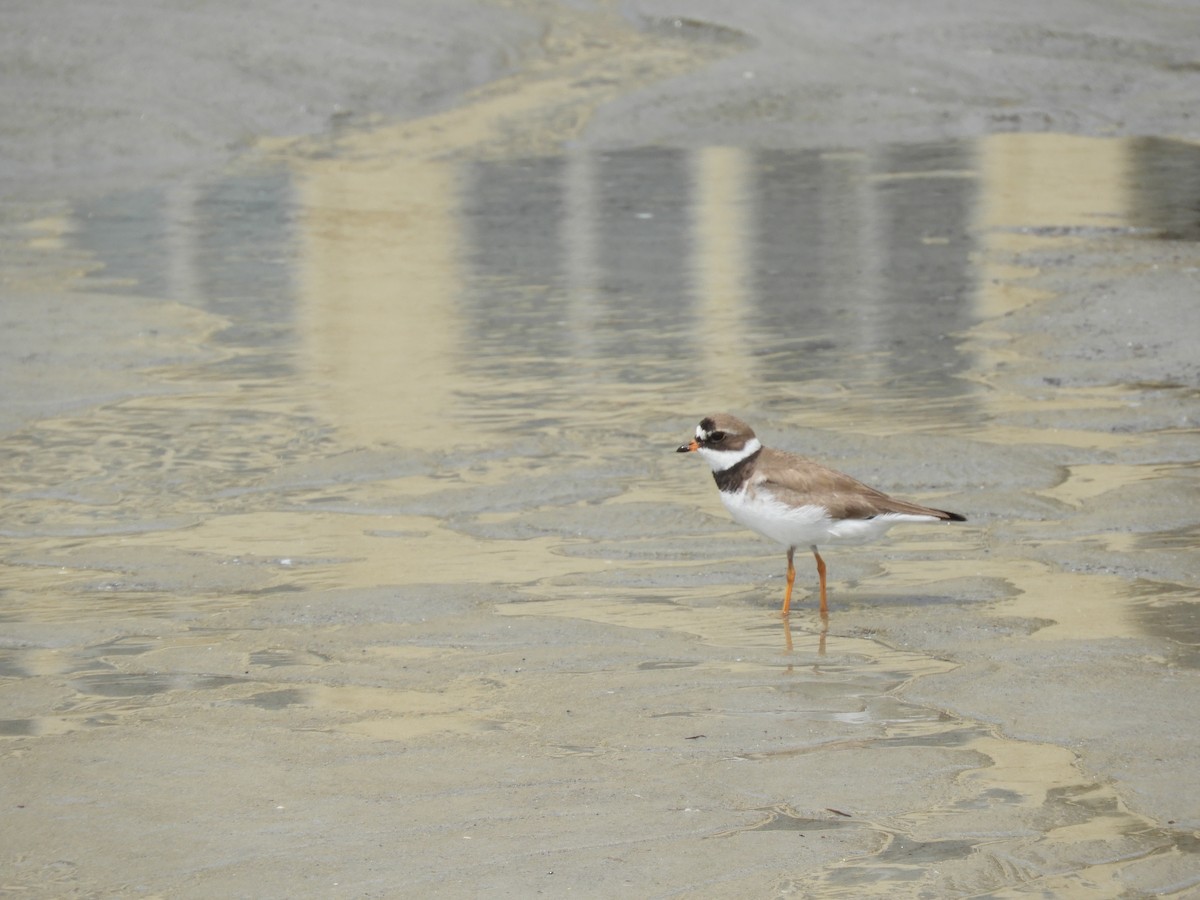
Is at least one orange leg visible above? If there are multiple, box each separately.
[812,546,828,618]
[781,546,796,616]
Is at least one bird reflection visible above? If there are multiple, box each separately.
[781,611,829,658]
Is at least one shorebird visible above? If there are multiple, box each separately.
[678,414,965,616]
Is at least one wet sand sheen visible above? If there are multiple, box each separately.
[4,132,1198,896]
[2,4,1199,894]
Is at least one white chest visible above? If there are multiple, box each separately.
[719,487,831,547]
[718,486,912,548]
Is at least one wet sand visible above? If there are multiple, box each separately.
[2,1,1199,897]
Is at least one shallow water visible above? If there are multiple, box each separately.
[2,132,1198,896]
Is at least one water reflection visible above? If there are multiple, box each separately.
[458,144,978,394]
[38,133,1197,686]
[1126,136,1200,240]
[752,143,978,392]
[6,132,1198,898]
[458,155,573,375]
[69,136,1200,439]
[592,148,695,362]
[75,172,297,355]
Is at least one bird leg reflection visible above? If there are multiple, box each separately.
[780,612,828,657]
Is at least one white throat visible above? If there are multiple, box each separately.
[697,437,762,473]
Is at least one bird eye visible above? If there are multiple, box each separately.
[708,431,726,442]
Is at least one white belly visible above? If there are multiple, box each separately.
[719,488,938,549]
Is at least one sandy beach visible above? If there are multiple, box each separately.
[2,1,1198,896]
